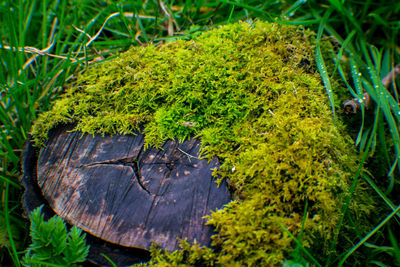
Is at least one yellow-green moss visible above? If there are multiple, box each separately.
[31,20,374,266]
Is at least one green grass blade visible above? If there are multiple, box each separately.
[277,221,322,267]
[368,45,382,74]
[292,198,309,262]
[328,101,381,265]
[283,19,320,26]
[336,61,356,96]
[0,210,26,228]
[327,0,363,33]
[0,174,21,189]
[388,227,400,265]
[282,0,307,18]
[338,204,400,266]
[349,58,367,147]
[227,3,235,24]
[361,42,400,177]
[315,8,335,121]
[0,132,20,165]
[101,253,118,267]
[215,0,273,21]
[333,29,356,77]
[377,111,395,194]
[4,183,20,266]
[363,173,400,221]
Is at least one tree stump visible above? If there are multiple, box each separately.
[21,124,231,265]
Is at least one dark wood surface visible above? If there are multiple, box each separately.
[34,125,231,252]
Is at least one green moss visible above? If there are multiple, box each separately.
[31,20,375,266]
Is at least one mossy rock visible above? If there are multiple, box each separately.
[30,20,375,266]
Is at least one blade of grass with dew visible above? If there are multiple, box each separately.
[349,60,366,100]
[381,49,399,106]
[349,58,367,147]
[361,41,400,177]
[315,8,336,122]
[368,45,383,74]
[354,46,395,110]
[302,1,400,264]
[385,59,399,103]
[312,11,359,61]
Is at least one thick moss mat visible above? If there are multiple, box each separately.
[32,20,374,266]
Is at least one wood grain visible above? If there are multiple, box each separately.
[36,125,231,251]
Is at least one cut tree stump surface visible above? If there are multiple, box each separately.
[36,125,231,251]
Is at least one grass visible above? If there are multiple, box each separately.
[0,0,399,266]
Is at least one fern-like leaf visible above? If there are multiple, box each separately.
[22,205,90,266]
[63,226,90,264]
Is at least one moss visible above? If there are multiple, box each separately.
[31,20,375,266]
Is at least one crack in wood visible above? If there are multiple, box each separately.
[79,158,154,196]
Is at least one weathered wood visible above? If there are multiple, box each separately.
[22,131,151,265]
[35,124,231,252]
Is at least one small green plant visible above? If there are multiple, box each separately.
[22,205,89,267]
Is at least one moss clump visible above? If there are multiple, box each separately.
[32,20,374,265]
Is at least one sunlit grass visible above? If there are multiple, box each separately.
[1,0,399,265]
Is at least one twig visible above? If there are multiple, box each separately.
[382,63,400,89]
[342,92,371,115]
[158,0,179,36]
[342,63,400,114]
[135,31,145,47]
[177,147,198,163]
[85,12,156,47]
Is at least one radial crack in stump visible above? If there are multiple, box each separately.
[23,124,231,265]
